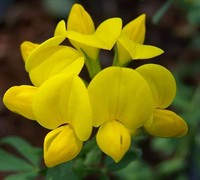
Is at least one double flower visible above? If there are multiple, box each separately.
[3,4,187,167]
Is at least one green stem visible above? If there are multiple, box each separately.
[112,46,119,66]
[85,57,102,79]
[80,49,102,79]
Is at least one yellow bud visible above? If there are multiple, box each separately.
[44,125,83,167]
[3,85,37,120]
[96,120,131,162]
[144,109,188,137]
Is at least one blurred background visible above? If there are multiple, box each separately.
[0,0,199,179]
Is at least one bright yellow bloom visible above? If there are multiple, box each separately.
[20,21,84,87]
[136,64,188,137]
[3,74,92,167]
[66,4,122,60]
[87,67,154,162]
[3,85,37,120]
[114,14,164,66]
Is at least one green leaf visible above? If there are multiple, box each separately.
[156,158,186,175]
[45,161,79,180]
[0,136,42,166]
[105,148,142,171]
[152,0,174,24]
[84,143,102,166]
[0,149,34,172]
[114,161,155,180]
[5,172,38,180]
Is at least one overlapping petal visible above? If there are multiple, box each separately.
[44,125,83,167]
[87,67,154,130]
[66,18,122,50]
[144,109,188,137]
[116,34,164,66]
[66,4,98,60]
[54,20,67,36]
[136,64,176,108]
[27,46,84,86]
[114,14,163,66]
[96,120,131,162]
[67,4,95,34]
[122,14,146,44]
[32,74,92,141]
[20,42,39,62]
[3,85,37,120]
[21,20,66,66]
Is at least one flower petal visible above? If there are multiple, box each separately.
[25,36,66,72]
[96,120,131,162]
[122,14,146,44]
[136,64,176,108]
[67,4,95,34]
[117,34,164,64]
[66,4,98,60]
[33,74,92,141]
[66,18,122,50]
[20,41,39,62]
[144,109,188,137]
[44,125,83,167]
[87,67,154,130]
[54,20,66,36]
[27,46,84,86]
[3,85,37,120]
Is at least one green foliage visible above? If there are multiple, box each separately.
[0,136,43,180]
[45,162,79,180]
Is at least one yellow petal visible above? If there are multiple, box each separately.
[144,109,188,137]
[44,125,83,167]
[87,67,154,130]
[66,4,98,60]
[67,4,95,34]
[122,14,146,44]
[96,120,131,162]
[136,64,176,108]
[20,41,39,62]
[25,35,66,72]
[116,34,164,65]
[66,18,122,50]
[3,85,37,120]
[27,46,84,86]
[54,20,66,36]
[33,74,92,141]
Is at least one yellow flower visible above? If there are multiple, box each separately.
[114,14,164,66]
[3,74,92,167]
[87,67,154,162]
[20,21,84,87]
[66,4,122,78]
[66,4,122,60]
[136,64,188,137]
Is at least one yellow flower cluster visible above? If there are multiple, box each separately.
[3,4,188,167]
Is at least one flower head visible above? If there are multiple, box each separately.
[87,67,154,162]
[3,3,188,168]
[3,74,92,167]
[66,4,122,60]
